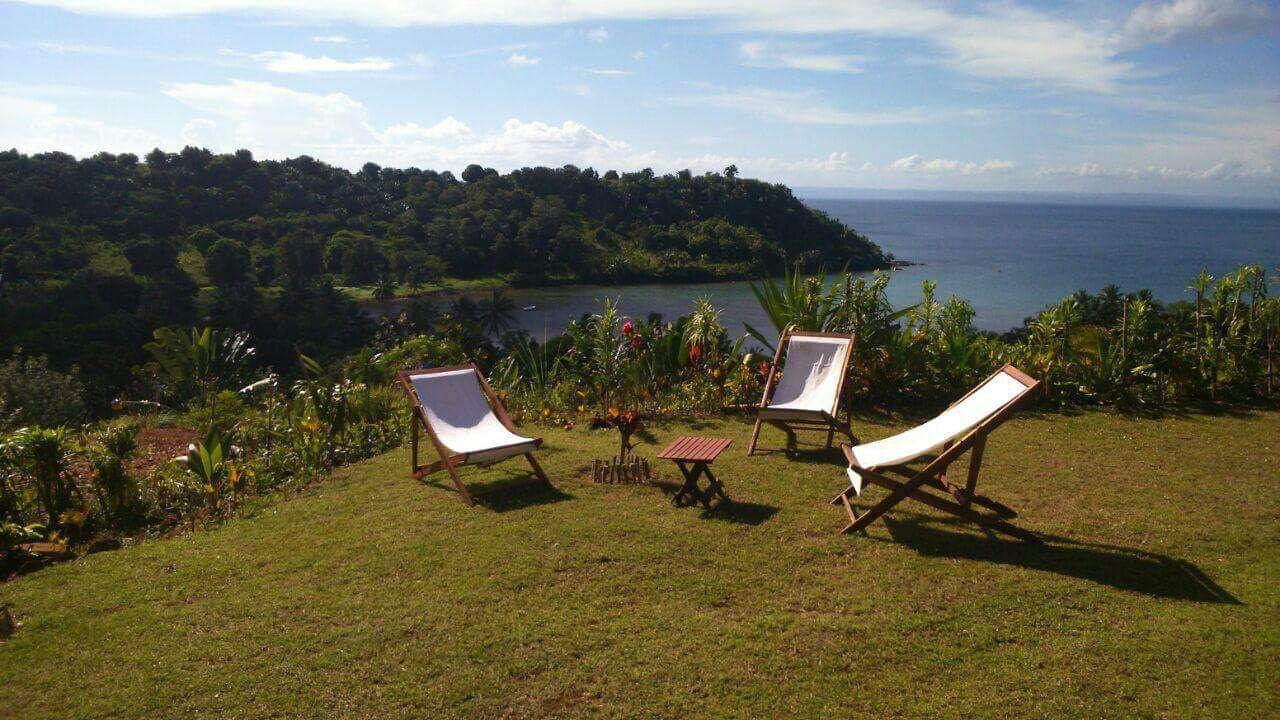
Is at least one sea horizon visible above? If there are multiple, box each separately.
[796,187,1280,212]
[453,196,1280,339]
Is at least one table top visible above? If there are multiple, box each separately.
[657,436,732,463]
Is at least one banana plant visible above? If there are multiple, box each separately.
[144,326,255,403]
[746,264,838,350]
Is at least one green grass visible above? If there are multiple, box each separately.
[2,411,1277,718]
[339,276,509,302]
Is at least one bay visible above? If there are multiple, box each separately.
[460,199,1280,338]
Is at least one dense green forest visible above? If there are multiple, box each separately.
[0,147,887,410]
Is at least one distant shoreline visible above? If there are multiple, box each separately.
[796,187,1280,212]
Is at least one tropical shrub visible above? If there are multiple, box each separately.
[0,350,86,430]
[143,326,256,405]
[87,421,142,526]
[8,427,77,526]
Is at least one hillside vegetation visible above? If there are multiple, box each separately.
[0,148,886,410]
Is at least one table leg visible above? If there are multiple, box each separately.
[703,466,729,505]
[672,461,698,506]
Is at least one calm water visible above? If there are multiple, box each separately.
[471,199,1280,338]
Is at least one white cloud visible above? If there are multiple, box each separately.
[156,79,650,170]
[888,154,1015,174]
[179,118,220,146]
[669,87,987,126]
[1040,160,1275,181]
[381,116,474,143]
[163,80,376,152]
[505,52,541,67]
[0,93,163,157]
[248,51,393,73]
[630,50,648,61]
[559,84,592,96]
[5,79,1275,196]
[311,34,348,43]
[588,68,632,76]
[584,27,609,43]
[739,41,863,73]
[10,0,1153,92]
[1122,0,1275,46]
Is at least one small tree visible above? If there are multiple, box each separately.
[275,229,325,286]
[205,238,253,287]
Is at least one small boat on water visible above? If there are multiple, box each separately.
[522,305,537,311]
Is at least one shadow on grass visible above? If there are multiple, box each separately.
[701,501,779,526]
[880,516,1240,604]
[418,472,574,512]
[648,477,780,526]
[749,445,846,465]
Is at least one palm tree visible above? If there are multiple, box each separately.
[476,289,517,338]
[372,274,397,315]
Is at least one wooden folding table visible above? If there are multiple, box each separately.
[658,436,733,509]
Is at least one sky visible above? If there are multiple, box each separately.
[1,0,1277,203]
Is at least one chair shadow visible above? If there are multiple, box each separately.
[700,501,779,526]
[751,445,846,465]
[879,516,1240,604]
[418,473,573,513]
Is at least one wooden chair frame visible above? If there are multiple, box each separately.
[747,328,858,455]
[397,364,551,506]
[833,364,1042,543]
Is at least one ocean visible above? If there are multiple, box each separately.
[479,199,1280,338]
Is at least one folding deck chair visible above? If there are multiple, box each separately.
[834,364,1042,542]
[747,329,857,455]
[397,364,552,505]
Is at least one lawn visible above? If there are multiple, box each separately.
[2,410,1277,719]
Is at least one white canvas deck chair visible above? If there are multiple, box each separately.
[397,364,551,505]
[834,364,1042,542]
[747,329,857,455]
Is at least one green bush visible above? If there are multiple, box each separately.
[8,427,77,526]
[0,350,86,430]
[87,422,143,527]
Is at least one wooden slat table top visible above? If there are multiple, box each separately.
[657,436,732,463]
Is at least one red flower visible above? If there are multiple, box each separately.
[629,335,642,350]
[621,320,634,335]
[688,344,702,363]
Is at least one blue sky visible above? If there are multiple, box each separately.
[1,0,1277,201]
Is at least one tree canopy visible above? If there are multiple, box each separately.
[0,146,888,411]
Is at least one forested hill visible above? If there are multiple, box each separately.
[0,147,886,411]
[0,147,886,288]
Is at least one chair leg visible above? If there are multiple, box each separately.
[442,457,475,506]
[825,424,835,449]
[840,472,925,534]
[747,418,763,455]
[962,436,986,511]
[836,488,865,534]
[851,469,1039,543]
[410,414,420,475]
[525,452,552,488]
[830,484,857,505]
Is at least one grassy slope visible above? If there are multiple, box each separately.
[1,411,1277,719]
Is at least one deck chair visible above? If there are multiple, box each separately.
[397,364,551,505]
[747,329,856,455]
[833,364,1042,542]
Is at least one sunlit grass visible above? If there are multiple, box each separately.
[2,411,1277,719]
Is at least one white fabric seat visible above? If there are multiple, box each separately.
[409,369,538,464]
[760,335,851,418]
[846,371,1027,492]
